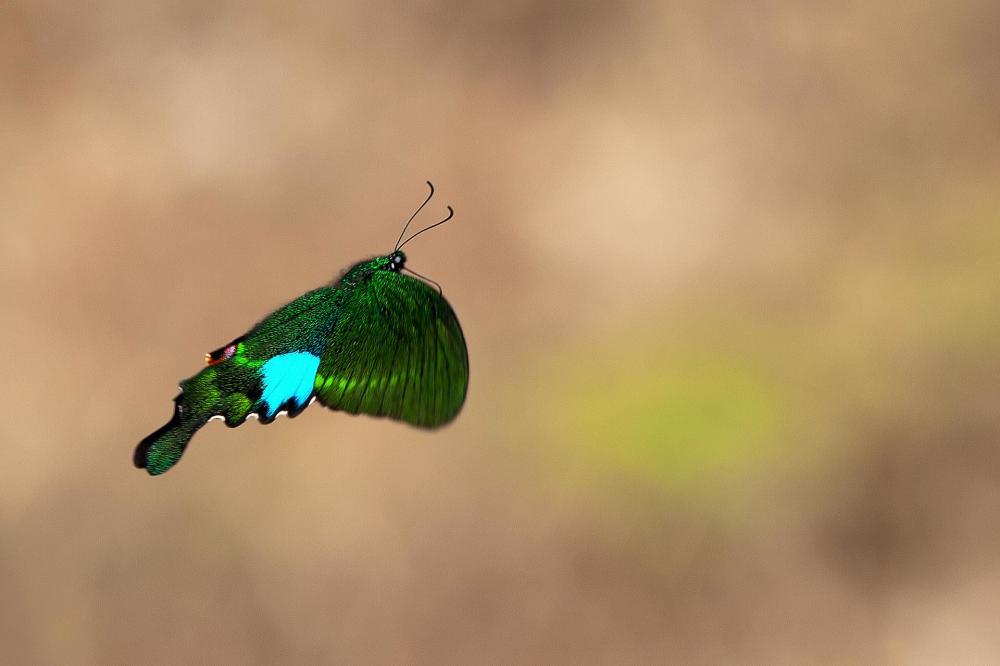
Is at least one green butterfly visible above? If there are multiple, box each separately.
[135,183,469,475]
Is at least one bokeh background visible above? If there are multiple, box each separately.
[3,1,999,662]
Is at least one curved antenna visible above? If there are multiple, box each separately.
[403,266,443,295]
[397,206,454,251]
[394,181,435,252]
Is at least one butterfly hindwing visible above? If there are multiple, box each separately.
[314,269,468,427]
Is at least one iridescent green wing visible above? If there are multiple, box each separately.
[314,270,468,427]
[135,286,342,475]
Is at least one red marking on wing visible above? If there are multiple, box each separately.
[206,343,237,366]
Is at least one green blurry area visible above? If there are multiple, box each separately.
[535,328,788,491]
[525,202,1000,507]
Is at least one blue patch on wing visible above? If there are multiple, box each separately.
[259,352,320,418]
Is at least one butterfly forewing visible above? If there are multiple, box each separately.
[314,270,468,427]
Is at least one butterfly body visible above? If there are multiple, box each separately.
[135,250,469,475]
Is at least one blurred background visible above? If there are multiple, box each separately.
[2,1,999,662]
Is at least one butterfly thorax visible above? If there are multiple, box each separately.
[338,251,406,285]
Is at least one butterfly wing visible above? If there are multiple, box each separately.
[314,270,468,427]
[135,287,340,475]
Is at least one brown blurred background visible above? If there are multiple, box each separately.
[3,1,1000,663]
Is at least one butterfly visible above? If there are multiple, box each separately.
[134,182,469,475]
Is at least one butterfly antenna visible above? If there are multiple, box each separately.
[395,181,435,252]
[397,206,454,250]
[403,266,444,295]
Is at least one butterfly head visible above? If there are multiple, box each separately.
[388,250,407,272]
